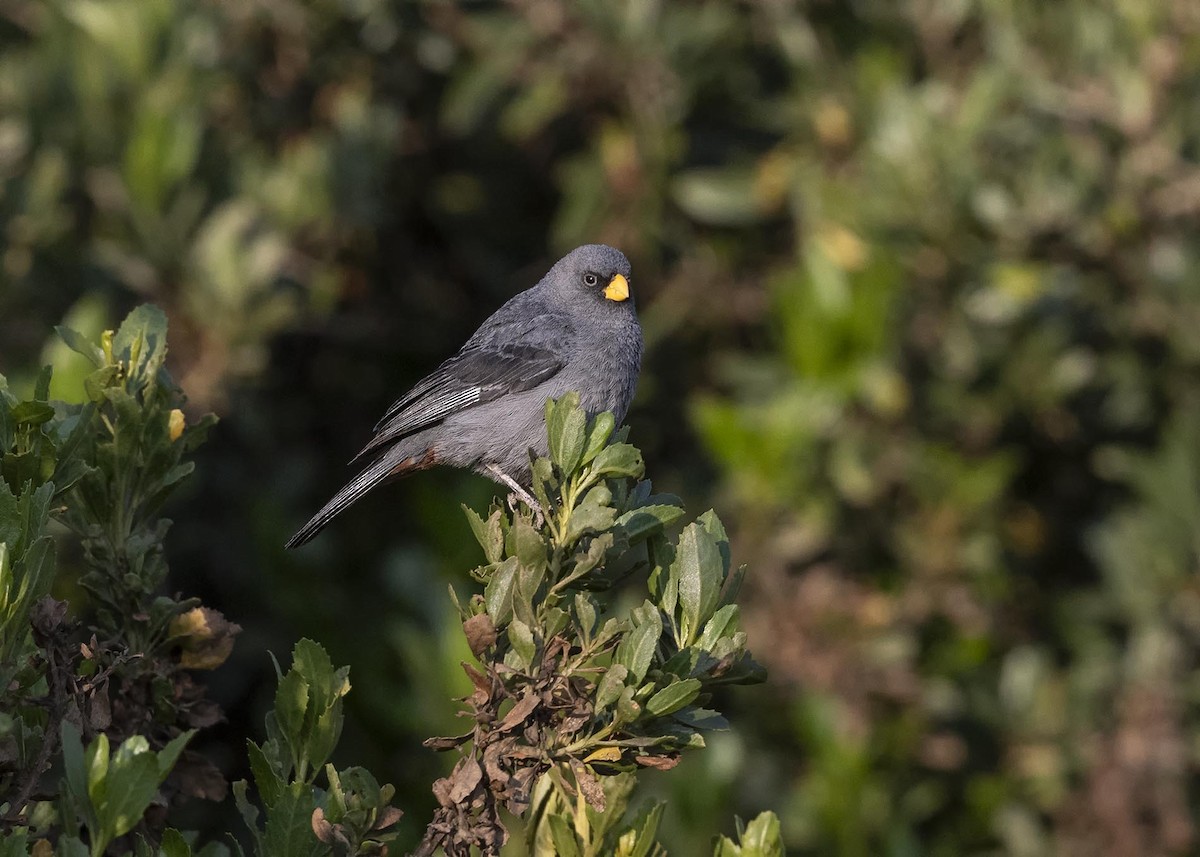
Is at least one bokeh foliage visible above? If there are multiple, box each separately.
[3,0,1200,853]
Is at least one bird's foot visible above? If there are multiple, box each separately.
[486,464,545,528]
[506,491,545,528]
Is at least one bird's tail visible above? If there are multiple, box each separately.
[284,446,436,548]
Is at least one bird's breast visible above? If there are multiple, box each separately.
[569,323,642,423]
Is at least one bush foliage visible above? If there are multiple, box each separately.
[0,311,775,855]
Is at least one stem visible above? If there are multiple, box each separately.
[551,474,582,547]
[558,722,616,757]
[3,633,70,828]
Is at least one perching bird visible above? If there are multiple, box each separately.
[285,244,642,548]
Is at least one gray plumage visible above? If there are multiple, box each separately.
[285,244,642,548]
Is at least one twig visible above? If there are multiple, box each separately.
[3,632,72,827]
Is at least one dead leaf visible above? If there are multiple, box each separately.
[635,754,681,770]
[183,698,222,729]
[312,807,351,849]
[312,806,334,842]
[463,613,498,657]
[87,684,112,731]
[30,597,67,639]
[374,804,405,830]
[448,757,484,803]
[170,607,242,670]
[461,661,493,706]
[172,751,229,801]
[497,692,539,733]
[424,731,473,751]
[569,758,606,811]
[504,766,538,814]
[558,713,589,736]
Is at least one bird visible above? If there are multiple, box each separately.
[285,244,642,548]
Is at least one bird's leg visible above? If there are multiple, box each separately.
[485,464,545,527]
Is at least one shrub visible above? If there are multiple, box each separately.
[0,307,778,857]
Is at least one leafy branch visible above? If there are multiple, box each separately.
[419,393,766,856]
[1,308,781,857]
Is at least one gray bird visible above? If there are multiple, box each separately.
[285,244,642,548]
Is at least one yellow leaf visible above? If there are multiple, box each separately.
[169,408,185,441]
[583,746,623,763]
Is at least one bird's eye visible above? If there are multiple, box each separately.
[582,272,599,287]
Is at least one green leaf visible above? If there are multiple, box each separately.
[674,523,723,646]
[646,535,677,631]
[566,489,617,544]
[628,801,665,857]
[581,411,616,465]
[547,392,587,474]
[155,730,194,778]
[617,504,685,543]
[94,731,192,844]
[698,509,732,575]
[587,443,644,480]
[558,532,613,590]
[33,365,50,401]
[60,720,97,833]
[645,679,702,717]
[530,456,555,511]
[56,325,106,367]
[0,480,18,549]
[546,812,583,857]
[82,364,119,402]
[543,605,569,637]
[507,618,536,670]
[160,828,192,857]
[698,604,740,652]
[615,686,641,725]
[673,707,730,732]
[306,704,344,778]
[661,646,703,679]
[574,592,597,641]
[113,304,169,382]
[596,664,629,711]
[484,556,519,625]
[10,400,54,427]
[292,638,343,715]
[0,830,28,857]
[508,517,547,574]
[232,779,261,840]
[261,782,324,857]
[86,732,111,804]
[718,564,747,610]
[247,740,283,807]
[463,505,504,563]
[714,811,784,857]
[273,668,309,770]
[614,602,661,685]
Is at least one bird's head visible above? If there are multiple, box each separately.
[543,244,635,314]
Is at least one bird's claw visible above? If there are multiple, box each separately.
[486,463,545,528]
[506,492,545,528]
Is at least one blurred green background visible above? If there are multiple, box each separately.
[4,0,1200,853]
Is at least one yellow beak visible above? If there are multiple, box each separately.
[604,273,630,302]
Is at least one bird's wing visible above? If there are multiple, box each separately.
[355,315,569,459]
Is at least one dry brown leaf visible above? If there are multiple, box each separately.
[463,613,498,657]
[496,692,539,732]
